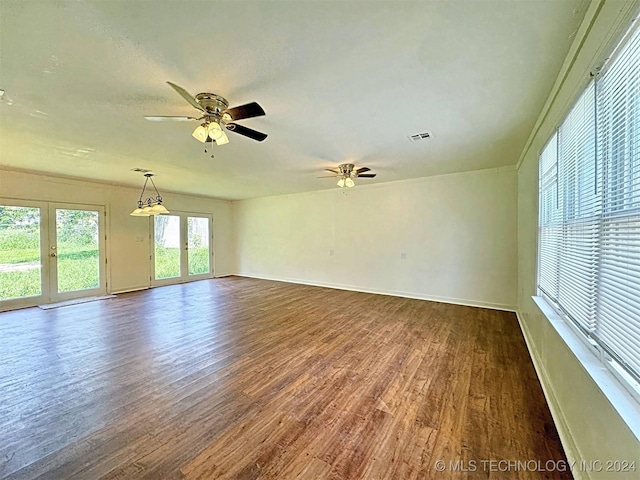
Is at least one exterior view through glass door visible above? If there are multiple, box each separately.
[0,202,45,309]
[152,213,212,285]
[0,200,106,310]
[188,216,210,276]
[153,215,181,280]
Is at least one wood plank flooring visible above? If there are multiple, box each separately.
[0,277,569,479]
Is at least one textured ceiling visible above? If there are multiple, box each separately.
[0,0,588,200]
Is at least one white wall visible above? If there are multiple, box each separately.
[517,1,640,476]
[234,167,518,310]
[0,169,234,294]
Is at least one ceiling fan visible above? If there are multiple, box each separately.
[319,163,377,188]
[144,82,267,145]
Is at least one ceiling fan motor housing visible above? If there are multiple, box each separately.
[195,93,229,114]
[339,163,355,176]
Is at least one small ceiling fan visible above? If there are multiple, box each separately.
[145,82,267,145]
[318,163,377,188]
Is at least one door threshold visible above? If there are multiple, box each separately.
[38,294,116,310]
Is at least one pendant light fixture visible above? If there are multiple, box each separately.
[130,173,170,216]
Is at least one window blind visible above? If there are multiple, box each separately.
[538,24,640,385]
[595,24,640,379]
[538,133,560,300]
[557,81,598,333]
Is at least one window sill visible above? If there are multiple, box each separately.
[532,296,640,443]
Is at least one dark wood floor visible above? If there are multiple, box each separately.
[0,277,569,479]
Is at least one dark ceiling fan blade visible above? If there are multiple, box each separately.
[166,81,204,112]
[355,167,371,174]
[226,123,268,142]
[144,115,199,122]
[325,168,340,174]
[223,102,265,121]
[357,173,377,178]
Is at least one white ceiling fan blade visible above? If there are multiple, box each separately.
[166,81,205,112]
[144,116,198,122]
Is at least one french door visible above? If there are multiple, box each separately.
[48,203,106,301]
[151,213,213,286]
[0,199,106,310]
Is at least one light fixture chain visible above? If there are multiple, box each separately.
[149,176,162,201]
[138,176,150,206]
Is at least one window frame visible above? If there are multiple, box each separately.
[536,19,640,406]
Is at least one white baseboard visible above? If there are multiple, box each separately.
[110,275,232,294]
[515,311,586,480]
[235,272,516,312]
[110,285,149,294]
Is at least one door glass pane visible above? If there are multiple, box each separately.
[188,217,210,275]
[154,215,180,279]
[56,209,100,293]
[0,206,42,300]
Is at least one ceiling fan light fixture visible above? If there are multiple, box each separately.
[204,121,230,145]
[207,121,223,139]
[216,130,229,145]
[337,178,346,188]
[192,124,209,143]
[345,177,355,188]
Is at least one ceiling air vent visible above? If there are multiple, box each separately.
[131,168,152,173]
[408,131,433,142]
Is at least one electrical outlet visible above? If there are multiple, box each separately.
[401,253,407,259]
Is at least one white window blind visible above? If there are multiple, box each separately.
[558,81,598,333]
[538,24,640,385]
[538,132,560,300]
[596,23,640,380]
